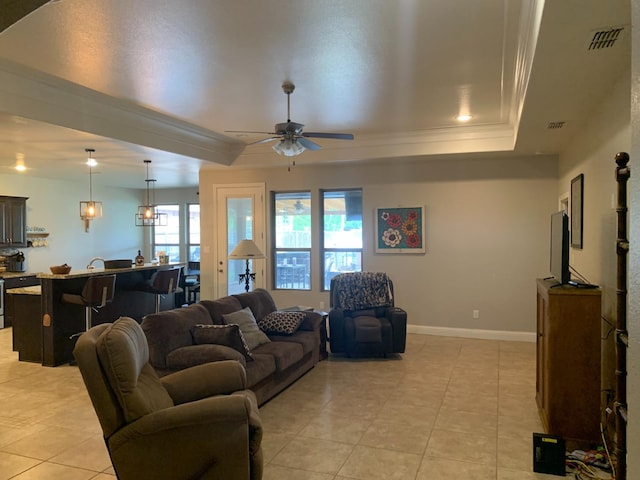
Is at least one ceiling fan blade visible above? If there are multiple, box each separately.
[225,130,277,135]
[248,136,280,145]
[302,132,354,140]
[297,136,321,151]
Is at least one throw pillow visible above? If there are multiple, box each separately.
[258,311,305,335]
[192,324,252,361]
[222,307,271,350]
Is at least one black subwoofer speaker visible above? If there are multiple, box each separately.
[533,433,566,476]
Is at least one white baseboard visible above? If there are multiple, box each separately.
[407,324,536,343]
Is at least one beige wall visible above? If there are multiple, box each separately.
[199,154,558,338]
[0,174,198,273]
[0,173,144,272]
[558,69,631,423]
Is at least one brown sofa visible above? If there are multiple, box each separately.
[141,288,323,405]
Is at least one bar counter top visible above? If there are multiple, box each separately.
[37,262,184,280]
[0,271,42,279]
[6,285,42,295]
[36,261,187,366]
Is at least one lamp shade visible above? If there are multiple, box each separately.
[229,239,265,259]
[272,138,305,157]
[80,200,103,219]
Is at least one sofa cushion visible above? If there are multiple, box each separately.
[267,330,317,357]
[200,296,243,324]
[97,317,174,423]
[233,288,277,321]
[244,353,277,388]
[259,311,305,335]
[223,307,271,351]
[353,316,383,343]
[141,303,213,369]
[166,344,247,369]
[251,341,303,371]
[192,324,253,362]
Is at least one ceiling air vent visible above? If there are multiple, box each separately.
[547,121,565,130]
[587,27,624,51]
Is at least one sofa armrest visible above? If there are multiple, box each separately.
[109,394,257,480]
[161,360,248,404]
[299,311,323,332]
[385,307,407,353]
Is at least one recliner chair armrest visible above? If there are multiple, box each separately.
[161,360,247,405]
[110,394,258,480]
[385,307,407,353]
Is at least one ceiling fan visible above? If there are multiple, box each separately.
[226,81,354,157]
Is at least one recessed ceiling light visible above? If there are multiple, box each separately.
[456,114,472,122]
[15,153,26,171]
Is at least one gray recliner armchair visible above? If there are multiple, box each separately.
[329,272,407,357]
[73,316,263,480]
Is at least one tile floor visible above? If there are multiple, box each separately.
[0,328,561,479]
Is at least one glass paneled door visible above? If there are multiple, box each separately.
[215,185,265,298]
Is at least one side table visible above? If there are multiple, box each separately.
[315,310,328,360]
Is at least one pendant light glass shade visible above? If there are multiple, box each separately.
[80,148,103,232]
[135,159,168,227]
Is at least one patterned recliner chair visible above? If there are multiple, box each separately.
[329,272,407,357]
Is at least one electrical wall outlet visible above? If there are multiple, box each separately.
[319,301,325,310]
[473,309,480,319]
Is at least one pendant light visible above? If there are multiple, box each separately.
[135,159,167,227]
[79,148,103,232]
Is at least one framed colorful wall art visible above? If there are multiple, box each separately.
[375,206,426,254]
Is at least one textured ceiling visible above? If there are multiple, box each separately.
[0,0,630,188]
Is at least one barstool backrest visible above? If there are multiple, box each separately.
[82,275,117,308]
[152,268,181,294]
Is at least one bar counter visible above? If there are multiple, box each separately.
[37,262,184,366]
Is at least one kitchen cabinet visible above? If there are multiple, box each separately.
[2,274,39,328]
[0,196,28,247]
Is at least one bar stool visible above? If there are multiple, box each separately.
[62,275,116,339]
[139,267,182,313]
[184,261,200,304]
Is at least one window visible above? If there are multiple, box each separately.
[273,191,311,290]
[153,204,180,262]
[187,203,200,261]
[321,189,363,290]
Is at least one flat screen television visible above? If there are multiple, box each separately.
[549,211,570,284]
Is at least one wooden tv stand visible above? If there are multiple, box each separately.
[536,278,601,443]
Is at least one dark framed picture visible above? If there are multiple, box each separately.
[571,174,584,249]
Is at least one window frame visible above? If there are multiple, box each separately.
[187,203,200,262]
[271,190,312,291]
[320,188,363,291]
[152,203,181,262]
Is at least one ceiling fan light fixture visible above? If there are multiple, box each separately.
[272,138,305,156]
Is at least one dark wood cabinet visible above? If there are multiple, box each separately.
[536,278,602,443]
[0,196,28,247]
[3,275,39,327]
